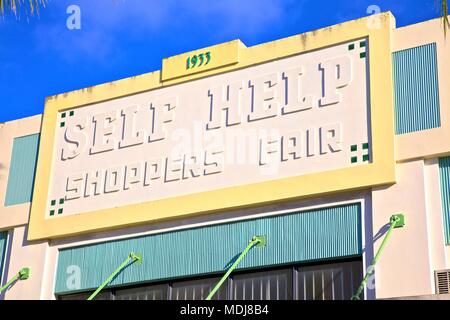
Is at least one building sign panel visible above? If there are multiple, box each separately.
[28,14,396,239]
[49,41,368,217]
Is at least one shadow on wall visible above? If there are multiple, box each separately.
[361,223,390,256]
[224,252,242,270]
[0,163,4,181]
[0,230,14,301]
[372,223,391,243]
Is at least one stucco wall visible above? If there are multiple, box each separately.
[394,17,450,161]
[1,226,48,300]
[0,115,42,230]
[372,160,448,298]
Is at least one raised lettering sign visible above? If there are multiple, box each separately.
[47,40,370,218]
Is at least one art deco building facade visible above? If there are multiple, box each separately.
[0,13,449,300]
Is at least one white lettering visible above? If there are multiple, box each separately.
[208,81,244,130]
[249,73,280,121]
[149,97,177,142]
[62,117,88,160]
[320,56,352,106]
[90,110,118,154]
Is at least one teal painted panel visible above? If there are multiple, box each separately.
[55,203,362,294]
[0,232,7,283]
[393,43,441,135]
[4,134,40,206]
[439,157,450,245]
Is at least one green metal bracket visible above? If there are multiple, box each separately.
[18,267,30,280]
[130,252,142,264]
[391,213,405,228]
[87,252,142,301]
[351,213,405,300]
[252,235,266,247]
[205,235,266,301]
[0,267,31,294]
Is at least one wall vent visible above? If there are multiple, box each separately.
[435,270,450,294]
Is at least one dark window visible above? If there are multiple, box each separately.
[171,277,227,300]
[58,258,362,300]
[295,261,362,300]
[115,284,169,300]
[232,269,292,300]
[59,291,112,300]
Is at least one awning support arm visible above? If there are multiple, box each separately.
[0,267,30,294]
[205,235,266,301]
[87,252,142,300]
[351,213,405,300]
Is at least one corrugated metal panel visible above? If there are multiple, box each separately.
[439,157,450,244]
[55,203,362,294]
[4,134,40,206]
[0,232,8,284]
[393,43,441,135]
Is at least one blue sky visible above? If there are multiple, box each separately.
[0,0,442,122]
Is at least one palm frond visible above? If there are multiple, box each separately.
[0,0,46,16]
[443,0,450,35]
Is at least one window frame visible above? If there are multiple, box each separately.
[58,257,362,301]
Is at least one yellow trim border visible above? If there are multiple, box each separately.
[161,39,244,81]
[28,12,397,240]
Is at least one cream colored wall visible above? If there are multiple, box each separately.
[394,18,450,161]
[1,226,48,300]
[367,17,450,299]
[372,159,450,298]
[423,159,448,273]
[0,115,42,230]
[0,115,49,300]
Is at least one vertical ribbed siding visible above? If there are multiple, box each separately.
[0,232,7,284]
[393,43,441,134]
[55,203,361,294]
[4,134,40,206]
[439,157,450,244]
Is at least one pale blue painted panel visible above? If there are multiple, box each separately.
[4,134,40,206]
[0,232,7,284]
[393,43,441,134]
[439,157,450,245]
[55,203,362,294]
